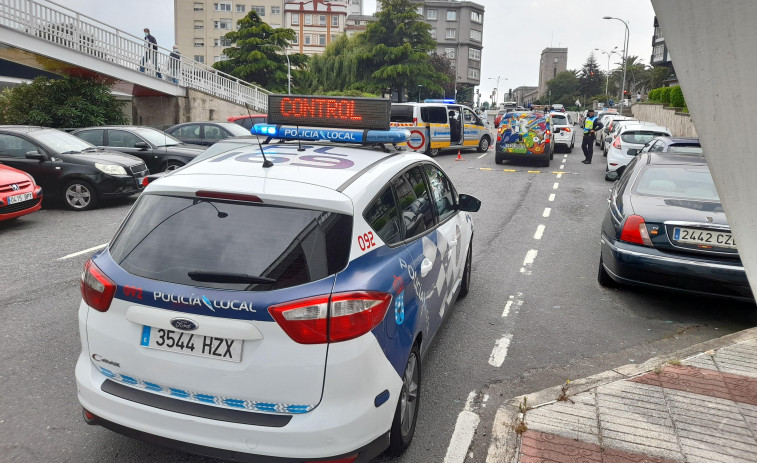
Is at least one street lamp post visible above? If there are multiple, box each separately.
[595,47,622,99]
[488,76,507,108]
[603,16,630,103]
[418,84,423,103]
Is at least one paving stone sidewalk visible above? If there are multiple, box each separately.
[486,327,757,463]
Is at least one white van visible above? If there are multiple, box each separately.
[390,101,491,156]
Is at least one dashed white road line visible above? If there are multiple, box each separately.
[543,207,551,218]
[444,391,481,463]
[534,224,546,240]
[488,335,513,367]
[556,172,563,179]
[548,193,556,202]
[57,243,108,261]
[519,249,538,274]
[502,294,523,317]
[553,182,559,189]
[477,152,488,159]
[563,154,568,158]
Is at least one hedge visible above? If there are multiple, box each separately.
[659,87,671,104]
[648,88,659,101]
[669,85,685,108]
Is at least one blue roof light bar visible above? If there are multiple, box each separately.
[252,124,410,144]
[424,99,456,104]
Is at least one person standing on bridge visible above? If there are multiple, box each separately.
[581,108,603,164]
[169,45,181,84]
[141,28,161,78]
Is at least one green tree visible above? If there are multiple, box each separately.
[546,70,579,102]
[0,75,127,127]
[212,11,308,92]
[362,0,445,101]
[426,52,455,99]
[649,66,671,89]
[578,53,604,98]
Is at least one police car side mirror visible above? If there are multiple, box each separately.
[458,194,481,212]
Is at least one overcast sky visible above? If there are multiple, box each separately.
[63,0,656,102]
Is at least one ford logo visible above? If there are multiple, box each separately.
[170,318,199,331]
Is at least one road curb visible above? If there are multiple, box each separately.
[484,325,757,463]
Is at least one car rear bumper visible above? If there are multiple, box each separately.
[600,235,754,301]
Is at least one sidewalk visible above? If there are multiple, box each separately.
[486,327,757,462]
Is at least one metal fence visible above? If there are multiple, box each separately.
[0,0,269,111]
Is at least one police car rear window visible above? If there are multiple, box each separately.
[109,194,352,291]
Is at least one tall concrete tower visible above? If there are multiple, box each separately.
[538,47,568,99]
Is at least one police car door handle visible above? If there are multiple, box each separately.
[420,258,433,277]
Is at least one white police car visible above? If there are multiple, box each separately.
[76,95,481,462]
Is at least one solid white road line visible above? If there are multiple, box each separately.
[477,152,488,159]
[534,224,546,240]
[444,391,481,463]
[58,243,108,261]
[553,182,559,189]
[543,208,551,218]
[548,193,556,202]
[488,335,512,367]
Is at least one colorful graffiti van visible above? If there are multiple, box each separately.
[494,111,554,167]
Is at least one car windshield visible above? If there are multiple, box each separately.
[621,131,669,144]
[222,123,253,137]
[109,194,353,291]
[667,144,703,153]
[551,115,568,125]
[133,128,182,147]
[29,129,94,154]
[633,165,719,201]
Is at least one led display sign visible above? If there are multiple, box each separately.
[267,95,391,131]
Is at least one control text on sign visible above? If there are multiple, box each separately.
[267,95,391,130]
[281,98,362,122]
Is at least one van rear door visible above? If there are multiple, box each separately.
[423,105,451,152]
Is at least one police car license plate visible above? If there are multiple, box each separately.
[140,326,242,362]
[673,227,736,249]
[8,193,33,204]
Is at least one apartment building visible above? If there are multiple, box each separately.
[175,0,285,65]
[650,16,678,86]
[284,0,348,56]
[408,0,485,87]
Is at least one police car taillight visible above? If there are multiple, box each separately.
[80,259,116,312]
[269,292,392,344]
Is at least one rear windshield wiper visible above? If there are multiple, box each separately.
[188,271,277,285]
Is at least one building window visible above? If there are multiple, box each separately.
[253,6,265,16]
[469,48,481,61]
[271,6,280,14]
[470,11,483,23]
[214,2,231,12]
[194,38,204,47]
[194,20,204,29]
[305,14,312,25]
[430,28,436,39]
[214,37,232,47]
[470,29,482,42]
[427,9,437,20]
[332,15,339,27]
[416,6,423,15]
[193,2,203,11]
[445,48,455,59]
[304,35,311,45]
[214,54,228,63]
[654,26,662,38]
[446,10,456,21]
[319,34,326,46]
[291,14,299,26]
[236,4,245,13]
[467,68,479,79]
[214,19,232,29]
[319,15,326,26]
[653,44,664,62]
[292,33,298,44]
[194,55,205,63]
[445,28,456,39]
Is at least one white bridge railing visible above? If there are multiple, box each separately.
[0,0,269,111]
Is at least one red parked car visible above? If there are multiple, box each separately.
[0,164,42,221]
[227,114,267,131]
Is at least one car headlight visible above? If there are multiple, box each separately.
[95,163,128,176]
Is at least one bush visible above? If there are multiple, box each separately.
[669,85,685,108]
[659,87,672,105]
[648,88,659,101]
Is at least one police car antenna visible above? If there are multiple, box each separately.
[246,103,274,168]
[296,125,305,152]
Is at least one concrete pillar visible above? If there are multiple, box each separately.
[652,0,757,294]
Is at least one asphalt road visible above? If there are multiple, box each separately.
[1,135,755,463]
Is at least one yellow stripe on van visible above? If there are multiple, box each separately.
[430,141,451,149]
[462,140,479,146]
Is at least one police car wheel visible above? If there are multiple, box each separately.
[426,147,440,157]
[476,136,490,153]
[459,241,472,298]
[63,180,98,211]
[388,344,421,456]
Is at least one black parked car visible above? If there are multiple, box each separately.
[599,151,753,301]
[165,121,251,146]
[0,126,148,211]
[71,126,205,174]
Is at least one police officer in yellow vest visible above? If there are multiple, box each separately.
[581,109,604,164]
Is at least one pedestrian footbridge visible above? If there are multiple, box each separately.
[0,0,269,122]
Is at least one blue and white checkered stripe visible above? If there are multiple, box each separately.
[98,366,313,415]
